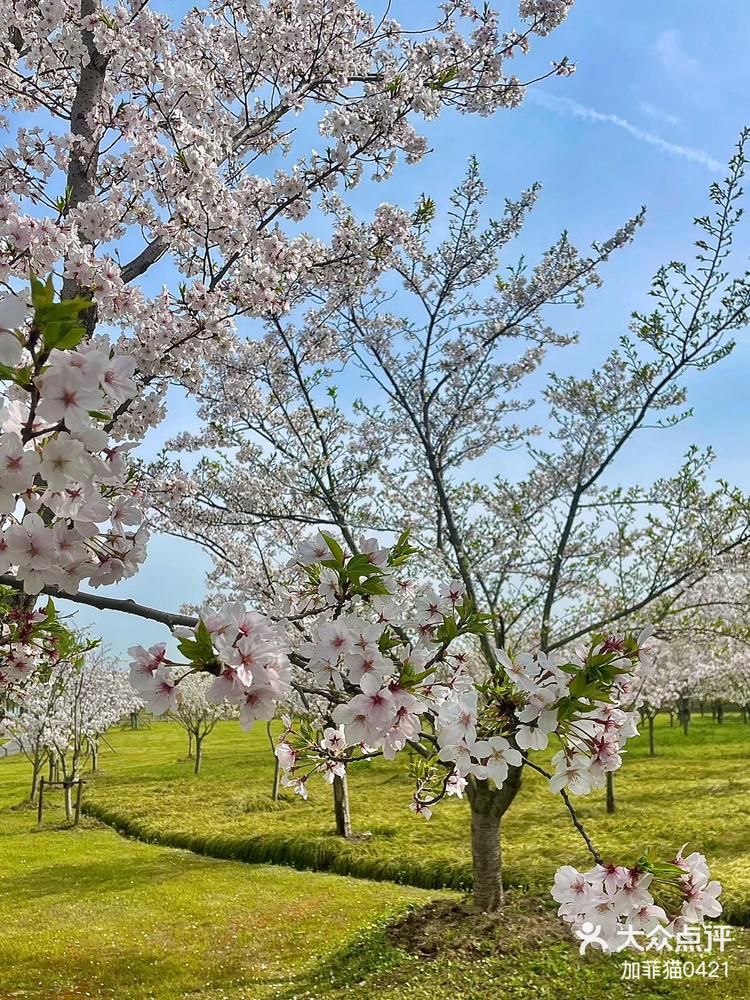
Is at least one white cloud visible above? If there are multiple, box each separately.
[638,100,680,128]
[531,91,722,173]
[653,29,700,76]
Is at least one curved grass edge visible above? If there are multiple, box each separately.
[81,799,750,927]
[82,798,476,891]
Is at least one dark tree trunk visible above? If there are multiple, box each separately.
[332,771,352,838]
[648,715,655,756]
[267,720,280,801]
[272,755,281,801]
[669,711,674,728]
[716,701,724,724]
[466,765,523,912]
[187,731,194,759]
[29,758,42,803]
[606,771,616,813]
[679,698,690,735]
[700,701,705,717]
[90,743,98,773]
[194,737,203,775]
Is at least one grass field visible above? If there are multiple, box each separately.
[2,713,750,998]
[75,713,750,920]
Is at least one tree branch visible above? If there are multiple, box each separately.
[0,575,197,629]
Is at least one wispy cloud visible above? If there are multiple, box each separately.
[653,29,700,77]
[531,91,722,173]
[638,100,680,128]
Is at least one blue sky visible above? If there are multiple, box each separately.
[61,0,750,656]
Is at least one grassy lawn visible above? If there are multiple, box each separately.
[65,712,750,921]
[2,713,750,999]
[0,762,439,999]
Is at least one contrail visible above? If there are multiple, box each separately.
[531,91,722,173]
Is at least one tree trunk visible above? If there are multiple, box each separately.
[648,715,655,757]
[188,731,194,759]
[606,771,616,813]
[194,737,203,775]
[669,711,674,728]
[332,771,352,838]
[716,701,724,724]
[700,701,705,717]
[272,754,281,801]
[267,720,280,801]
[466,766,523,912]
[680,698,690,735]
[90,742,98,773]
[29,758,42,803]
[63,779,73,821]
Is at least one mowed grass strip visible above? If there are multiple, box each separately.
[55,712,750,922]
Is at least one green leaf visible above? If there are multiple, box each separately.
[320,532,345,566]
[358,577,391,596]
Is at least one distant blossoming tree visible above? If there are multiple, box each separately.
[166,670,236,774]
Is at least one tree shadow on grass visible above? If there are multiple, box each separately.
[0,853,211,903]
[1,945,264,1000]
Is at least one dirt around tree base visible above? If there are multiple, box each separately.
[387,894,571,960]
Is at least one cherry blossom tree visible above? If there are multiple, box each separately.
[118,528,724,929]
[2,631,134,814]
[150,134,750,904]
[0,1,730,929]
[167,670,236,774]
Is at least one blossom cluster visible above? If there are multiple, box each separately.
[0,597,60,697]
[552,848,723,951]
[0,287,147,596]
[499,634,648,797]
[267,531,496,801]
[0,0,576,420]
[128,603,291,729]
[248,532,650,814]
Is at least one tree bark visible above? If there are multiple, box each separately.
[669,712,674,728]
[90,742,98,773]
[187,731,194,759]
[466,766,523,912]
[63,779,73,821]
[716,701,724,724]
[29,758,42,803]
[272,755,281,801]
[648,715,655,757]
[332,771,352,838]
[679,698,690,735]
[606,771,616,813]
[194,737,203,775]
[267,720,281,801]
[61,0,110,331]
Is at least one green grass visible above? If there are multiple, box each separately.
[3,714,750,998]
[62,713,750,922]
[0,761,440,999]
